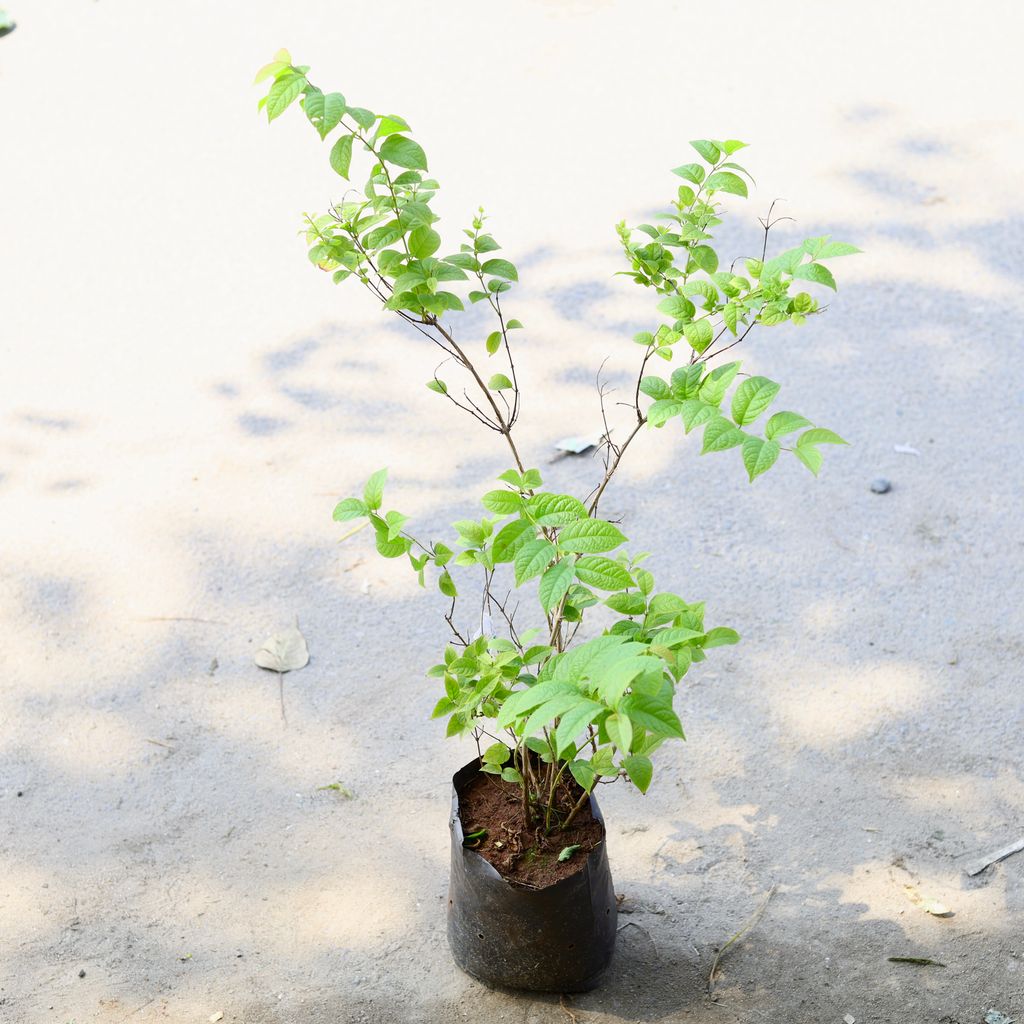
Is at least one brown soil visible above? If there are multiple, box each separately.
[456,766,605,888]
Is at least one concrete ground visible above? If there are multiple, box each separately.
[3,2,1023,1021]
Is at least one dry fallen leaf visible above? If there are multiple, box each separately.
[254,623,309,673]
[903,883,953,917]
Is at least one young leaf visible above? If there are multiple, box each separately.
[792,262,837,290]
[558,844,582,862]
[606,713,633,753]
[558,519,627,554]
[482,741,511,765]
[701,416,745,454]
[797,427,848,447]
[528,493,587,526]
[765,411,812,440]
[333,497,368,521]
[648,399,684,427]
[742,436,781,482]
[672,163,705,185]
[488,373,513,391]
[329,133,354,178]
[304,90,346,139]
[408,226,441,259]
[623,754,653,793]
[705,171,748,198]
[438,570,457,598]
[481,489,522,515]
[481,258,518,281]
[683,320,713,354]
[689,139,721,164]
[363,467,388,509]
[574,556,634,591]
[266,74,306,121]
[492,519,535,563]
[639,376,671,401]
[485,331,502,355]
[703,626,740,648]
[379,134,428,170]
[539,559,575,612]
[514,539,556,585]
[731,376,781,426]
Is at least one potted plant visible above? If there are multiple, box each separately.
[257,50,856,992]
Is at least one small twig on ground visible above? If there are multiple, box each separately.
[278,671,287,725]
[559,993,579,1024]
[965,836,1024,876]
[144,738,176,750]
[707,884,777,1001]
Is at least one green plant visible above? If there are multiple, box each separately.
[257,50,856,835]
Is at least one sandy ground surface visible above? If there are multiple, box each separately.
[3,2,1024,1022]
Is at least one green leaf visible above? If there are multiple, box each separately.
[793,444,823,476]
[647,399,684,428]
[731,376,781,426]
[254,50,291,83]
[683,320,714,354]
[672,163,705,185]
[501,767,523,784]
[721,139,748,155]
[379,134,427,170]
[699,361,741,405]
[408,226,440,259]
[651,625,704,647]
[568,759,595,792]
[304,90,346,139]
[742,437,781,482]
[554,699,604,755]
[670,364,705,400]
[481,258,518,281]
[506,319,524,330]
[702,416,745,454]
[657,295,696,320]
[497,680,576,727]
[373,522,408,558]
[347,106,375,129]
[514,539,556,585]
[539,559,575,612]
[482,741,511,765]
[558,844,582,862]
[574,556,634,591]
[689,139,721,164]
[266,74,306,121]
[329,133,354,179]
[621,694,684,739]
[690,245,719,274]
[481,489,522,515]
[705,171,748,198]
[375,114,410,138]
[528,493,587,526]
[816,240,861,259]
[606,713,633,753]
[363,468,387,509]
[606,592,646,615]
[492,519,535,563]
[488,373,513,391]
[798,427,848,447]
[332,497,367,522]
[558,519,627,554]
[438,570,457,597]
[639,376,671,401]
[792,262,837,290]
[679,399,718,434]
[703,626,740,648]
[623,754,653,793]
[426,378,448,395]
[765,411,812,440]
[485,331,502,355]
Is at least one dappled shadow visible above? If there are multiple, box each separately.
[5,108,1024,1024]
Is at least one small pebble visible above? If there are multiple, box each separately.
[870,478,892,494]
[78,969,86,978]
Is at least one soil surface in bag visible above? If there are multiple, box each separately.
[457,769,605,887]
